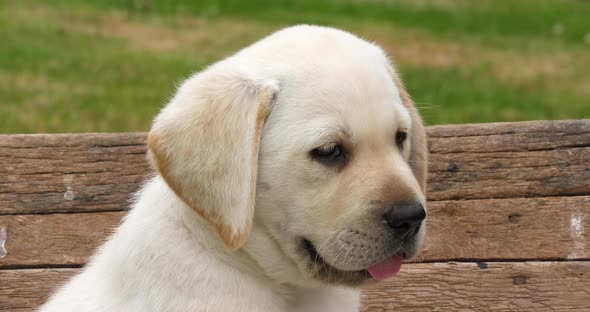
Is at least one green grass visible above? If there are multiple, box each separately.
[1,0,589,133]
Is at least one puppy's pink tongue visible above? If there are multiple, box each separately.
[367,253,404,281]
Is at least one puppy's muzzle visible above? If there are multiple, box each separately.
[384,202,426,238]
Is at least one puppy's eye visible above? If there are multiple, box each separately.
[311,143,344,162]
[395,130,408,148]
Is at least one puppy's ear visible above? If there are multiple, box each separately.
[387,65,428,193]
[147,70,278,250]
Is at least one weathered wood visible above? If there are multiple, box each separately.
[0,268,77,312]
[419,196,590,261]
[1,120,589,215]
[1,196,587,268]
[361,261,590,312]
[0,212,119,268]
[2,262,589,312]
[427,119,590,143]
[0,133,148,215]
[426,120,590,200]
[428,146,590,200]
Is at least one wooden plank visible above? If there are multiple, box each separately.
[1,120,589,215]
[428,146,590,200]
[2,262,589,311]
[0,268,77,312]
[426,119,590,200]
[426,120,590,200]
[361,261,590,312]
[0,133,148,215]
[427,119,590,144]
[0,212,120,268]
[1,196,588,268]
[419,196,590,262]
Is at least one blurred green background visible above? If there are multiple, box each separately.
[1,0,589,133]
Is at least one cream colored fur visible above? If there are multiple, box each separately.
[39,25,427,312]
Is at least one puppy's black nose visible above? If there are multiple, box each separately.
[385,202,426,236]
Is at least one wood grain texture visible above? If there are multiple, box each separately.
[0,212,120,268]
[1,120,588,214]
[2,262,588,312]
[428,145,590,201]
[361,261,590,312]
[0,133,148,215]
[0,268,77,312]
[426,120,590,201]
[1,196,587,268]
[419,196,590,261]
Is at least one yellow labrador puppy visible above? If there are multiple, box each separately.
[39,25,427,312]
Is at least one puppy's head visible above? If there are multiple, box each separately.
[148,26,427,286]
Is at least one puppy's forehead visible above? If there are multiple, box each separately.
[282,61,411,145]
[245,26,412,144]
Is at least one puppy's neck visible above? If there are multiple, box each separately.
[146,177,292,288]
[155,178,329,300]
